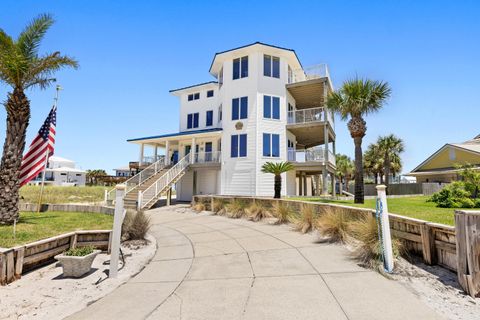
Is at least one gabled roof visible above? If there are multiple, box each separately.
[209,42,303,76]
[127,128,222,143]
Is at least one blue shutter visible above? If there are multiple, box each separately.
[187,114,192,129]
[240,97,248,119]
[272,97,280,119]
[241,56,248,78]
[263,133,270,157]
[232,98,239,120]
[193,113,199,128]
[239,134,247,157]
[263,95,271,118]
[231,135,238,158]
[272,134,280,157]
[233,58,240,80]
[272,57,280,78]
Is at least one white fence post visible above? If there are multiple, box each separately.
[137,191,143,211]
[110,184,125,278]
[376,185,394,272]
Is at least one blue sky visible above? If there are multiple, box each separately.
[0,1,479,174]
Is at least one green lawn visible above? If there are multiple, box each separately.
[0,211,113,248]
[292,196,456,226]
[20,185,110,204]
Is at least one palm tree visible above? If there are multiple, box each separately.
[0,14,78,223]
[364,143,384,184]
[377,134,404,186]
[335,154,354,196]
[327,77,391,203]
[261,161,294,199]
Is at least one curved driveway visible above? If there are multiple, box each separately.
[69,204,443,320]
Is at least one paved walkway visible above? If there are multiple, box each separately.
[69,204,443,320]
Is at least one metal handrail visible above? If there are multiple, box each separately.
[289,147,336,166]
[287,106,335,128]
[106,156,166,202]
[192,151,222,164]
[139,155,191,209]
[288,64,330,84]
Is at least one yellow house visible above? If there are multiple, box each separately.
[409,134,480,183]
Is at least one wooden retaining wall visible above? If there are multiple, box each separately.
[0,230,111,285]
[19,203,114,215]
[193,195,458,272]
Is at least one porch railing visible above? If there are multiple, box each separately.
[288,147,336,166]
[193,151,222,164]
[139,154,190,209]
[106,156,167,202]
[288,64,330,84]
[287,106,335,128]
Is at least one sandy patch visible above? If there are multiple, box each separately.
[0,235,156,320]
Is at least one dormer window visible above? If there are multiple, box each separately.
[233,56,248,80]
[264,55,280,78]
[188,92,200,101]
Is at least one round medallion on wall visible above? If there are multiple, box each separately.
[235,121,243,130]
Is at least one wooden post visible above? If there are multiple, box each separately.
[70,233,78,250]
[420,224,437,265]
[166,188,172,206]
[14,247,25,279]
[455,210,480,297]
[6,250,14,283]
[0,251,6,285]
[110,184,125,278]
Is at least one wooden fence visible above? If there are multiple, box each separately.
[19,203,114,215]
[193,195,458,272]
[0,230,111,285]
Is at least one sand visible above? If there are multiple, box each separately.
[0,235,156,320]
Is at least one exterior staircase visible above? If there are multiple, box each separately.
[106,155,191,210]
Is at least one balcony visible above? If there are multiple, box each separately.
[288,148,336,167]
[288,64,330,85]
[286,106,335,149]
[287,107,334,127]
[192,151,222,167]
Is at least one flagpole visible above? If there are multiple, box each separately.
[36,85,62,213]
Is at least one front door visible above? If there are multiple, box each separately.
[205,142,212,162]
[185,145,191,155]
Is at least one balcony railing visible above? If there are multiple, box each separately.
[192,151,221,164]
[288,64,330,85]
[288,148,336,166]
[287,107,334,127]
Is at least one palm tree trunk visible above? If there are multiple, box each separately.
[384,155,390,187]
[274,174,281,199]
[353,137,364,203]
[339,177,343,196]
[0,88,30,224]
[379,172,384,184]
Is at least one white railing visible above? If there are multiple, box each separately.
[288,147,336,166]
[106,156,167,202]
[193,151,222,164]
[287,106,334,128]
[141,155,163,165]
[139,155,190,209]
[288,64,330,84]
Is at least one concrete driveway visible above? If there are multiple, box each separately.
[69,204,443,320]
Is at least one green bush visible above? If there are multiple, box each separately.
[429,182,478,208]
[64,245,95,257]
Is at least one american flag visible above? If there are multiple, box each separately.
[19,106,57,186]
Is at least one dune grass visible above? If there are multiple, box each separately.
[292,196,455,226]
[0,211,113,248]
[20,185,109,204]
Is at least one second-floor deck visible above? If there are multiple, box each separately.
[288,148,336,167]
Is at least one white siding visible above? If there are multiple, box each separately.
[196,169,218,195]
[177,170,193,201]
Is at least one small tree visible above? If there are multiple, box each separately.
[335,154,354,195]
[261,161,294,199]
[377,134,404,186]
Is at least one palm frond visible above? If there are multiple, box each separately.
[261,161,294,175]
[16,13,54,60]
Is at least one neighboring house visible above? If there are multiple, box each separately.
[126,42,336,206]
[114,165,134,177]
[408,134,480,183]
[31,156,86,186]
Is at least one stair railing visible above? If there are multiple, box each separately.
[139,155,190,209]
[105,156,166,203]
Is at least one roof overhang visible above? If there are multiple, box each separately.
[127,128,223,145]
[169,81,218,96]
[209,42,303,77]
[410,143,480,173]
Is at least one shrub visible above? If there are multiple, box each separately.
[292,204,316,233]
[315,208,354,243]
[212,198,227,215]
[429,182,476,208]
[245,202,271,222]
[122,210,151,241]
[192,202,206,212]
[225,199,248,219]
[272,202,295,224]
[64,245,95,257]
[350,215,403,270]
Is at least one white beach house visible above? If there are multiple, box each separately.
[124,42,336,208]
[30,156,86,186]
